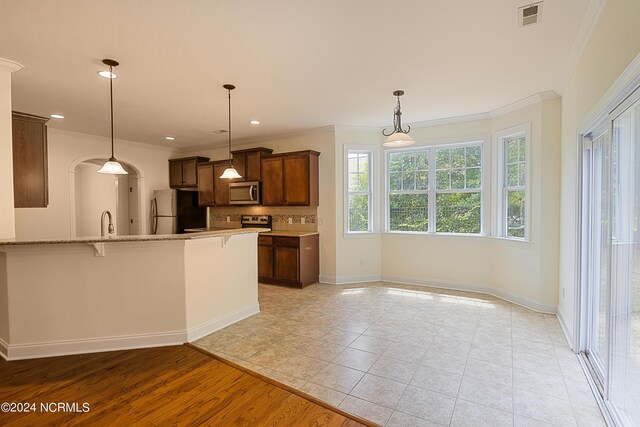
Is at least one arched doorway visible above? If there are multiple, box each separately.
[68,156,146,237]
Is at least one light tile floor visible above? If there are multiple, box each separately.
[194,282,606,426]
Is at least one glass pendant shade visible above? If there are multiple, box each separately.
[219,166,242,179]
[97,158,128,174]
[383,131,415,147]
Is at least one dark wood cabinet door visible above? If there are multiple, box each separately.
[213,162,230,206]
[274,245,299,282]
[283,154,309,205]
[231,153,246,180]
[245,151,262,181]
[12,113,49,208]
[169,160,183,188]
[258,244,274,280]
[197,163,214,207]
[181,159,198,187]
[261,157,284,205]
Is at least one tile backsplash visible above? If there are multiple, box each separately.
[208,206,318,231]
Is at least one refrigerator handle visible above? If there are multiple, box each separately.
[152,198,158,234]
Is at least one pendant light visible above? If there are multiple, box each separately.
[219,84,242,179]
[382,90,415,147]
[97,59,128,175]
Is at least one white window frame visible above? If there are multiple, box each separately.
[384,138,486,235]
[344,145,375,234]
[494,124,531,241]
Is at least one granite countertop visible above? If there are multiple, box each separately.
[0,228,265,246]
[260,231,319,237]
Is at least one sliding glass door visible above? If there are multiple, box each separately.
[582,87,640,426]
[584,125,611,389]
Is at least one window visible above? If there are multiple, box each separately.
[386,141,483,234]
[388,150,429,231]
[496,125,529,239]
[434,145,482,233]
[346,148,373,232]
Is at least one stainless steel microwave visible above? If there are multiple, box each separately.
[229,181,261,205]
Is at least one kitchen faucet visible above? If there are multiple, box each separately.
[100,210,115,237]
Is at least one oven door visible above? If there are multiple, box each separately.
[229,181,261,205]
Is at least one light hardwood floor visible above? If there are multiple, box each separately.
[0,345,372,426]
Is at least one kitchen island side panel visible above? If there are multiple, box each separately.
[183,232,259,340]
[3,241,187,358]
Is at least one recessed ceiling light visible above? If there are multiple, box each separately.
[165,136,175,141]
[249,120,261,125]
[50,114,64,119]
[97,70,118,79]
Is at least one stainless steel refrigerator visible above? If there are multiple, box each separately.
[151,189,207,234]
[151,189,177,234]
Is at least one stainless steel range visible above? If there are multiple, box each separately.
[240,215,272,229]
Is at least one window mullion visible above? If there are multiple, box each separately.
[428,148,436,233]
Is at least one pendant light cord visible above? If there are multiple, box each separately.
[109,65,115,160]
[228,88,232,167]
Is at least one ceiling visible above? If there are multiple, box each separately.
[1,0,598,148]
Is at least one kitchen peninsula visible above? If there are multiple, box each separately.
[0,229,262,360]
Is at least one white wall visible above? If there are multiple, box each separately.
[0,59,22,239]
[14,129,177,240]
[558,0,640,338]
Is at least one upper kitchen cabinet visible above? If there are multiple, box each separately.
[262,150,320,206]
[12,112,49,208]
[212,160,242,206]
[197,162,215,207]
[168,156,209,188]
[231,147,273,181]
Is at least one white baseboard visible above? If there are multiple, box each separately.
[320,273,555,314]
[556,307,574,350]
[1,302,261,361]
[186,303,260,342]
[381,274,556,313]
[319,274,381,285]
[3,331,185,361]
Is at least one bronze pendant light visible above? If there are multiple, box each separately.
[97,59,128,174]
[219,84,242,179]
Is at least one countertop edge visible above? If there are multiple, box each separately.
[0,228,265,246]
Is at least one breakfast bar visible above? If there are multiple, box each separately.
[0,229,262,360]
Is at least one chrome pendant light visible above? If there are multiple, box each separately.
[219,84,242,179]
[382,90,415,147]
[97,59,127,175]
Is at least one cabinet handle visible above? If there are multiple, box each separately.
[304,247,312,251]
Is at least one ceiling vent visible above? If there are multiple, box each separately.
[519,2,543,27]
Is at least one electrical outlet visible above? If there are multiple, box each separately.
[226,216,230,222]
[288,217,293,224]
[562,287,565,299]
[301,217,305,224]
[359,258,364,266]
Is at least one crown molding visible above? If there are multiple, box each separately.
[488,91,560,118]
[557,0,607,95]
[179,125,336,152]
[334,125,382,133]
[408,112,491,130]
[0,58,24,73]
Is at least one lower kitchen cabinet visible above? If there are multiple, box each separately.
[258,234,319,288]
